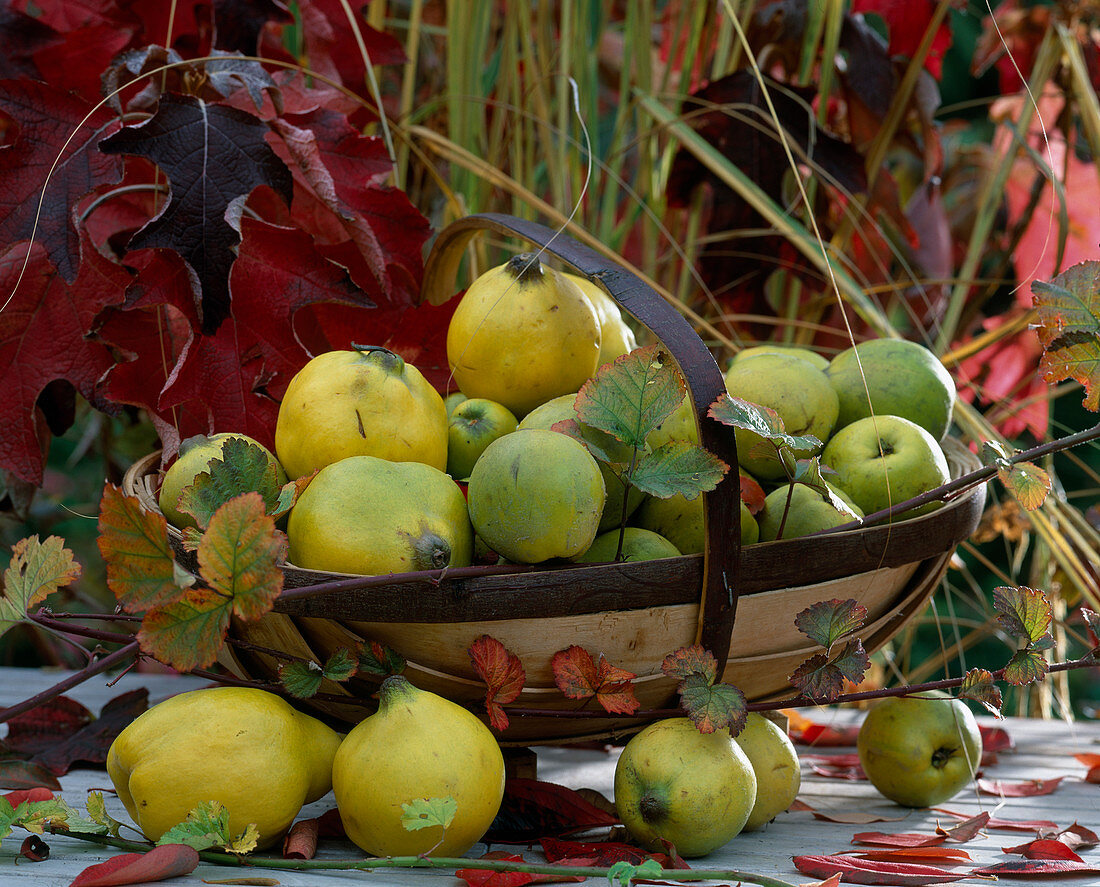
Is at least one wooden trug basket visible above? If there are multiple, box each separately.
[123,214,986,745]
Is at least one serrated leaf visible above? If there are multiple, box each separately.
[661,645,719,685]
[401,797,457,832]
[1,535,81,638]
[832,639,871,685]
[137,585,233,672]
[794,599,868,650]
[550,646,640,715]
[1039,333,1100,411]
[7,796,77,835]
[1081,608,1100,649]
[272,473,316,520]
[627,440,729,500]
[707,393,823,452]
[97,484,186,613]
[468,635,526,732]
[959,668,1003,717]
[608,858,664,887]
[85,792,125,838]
[322,647,358,682]
[279,660,324,699]
[678,673,747,735]
[158,801,235,851]
[1032,262,1100,347]
[980,440,1013,467]
[993,586,1053,644]
[998,461,1052,511]
[359,641,407,678]
[788,654,844,702]
[1004,648,1049,686]
[574,345,685,449]
[175,438,284,530]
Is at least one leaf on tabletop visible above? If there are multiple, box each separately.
[1076,752,1100,782]
[1002,838,1083,861]
[935,811,990,843]
[1,535,81,638]
[851,848,971,864]
[793,854,969,885]
[541,836,680,868]
[283,817,320,860]
[797,801,907,825]
[708,393,823,453]
[1041,823,1100,850]
[661,646,719,685]
[978,724,1013,752]
[469,635,526,732]
[2,696,92,756]
[607,858,664,887]
[0,759,62,792]
[972,859,1100,877]
[627,440,729,500]
[158,801,257,854]
[456,851,586,887]
[69,842,200,887]
[997,461,1051,511]
[31,689,148,776]
[678,673,746,735]
[99,93,293,333]
[96,484,184,613]
[933,808,1058,832]
[2,787,54,808]
[957,668,1002,716]
[804,753,866,780]
[85,792,125,838]
[993,586,1053,644]
[782,709,861,746]
[851,832,945,849]
[6,795,89,836]
[0,78,123,282]
[358,640,406,677]
[401,797,457,833]
[574,345,685,449]
[795,599,868,650]
[978,776,1062,797]
[551,646,639,715]
[485,779,618,843]
[175,437,285,529]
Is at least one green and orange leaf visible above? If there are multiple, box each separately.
[958,668,1003,717]
[176,437,285,530]
[359,640,407,678]
[998,461,1052,511]
[97,483,186,613]
[661,645,719,686]
[1,536,81,637]
[551,645,640,715]
[469,635,526,732]
[137,585,233,672]
[1032,261,1100,411]
[993,586,1053,645]
[794,599,868,651]
[678,674,746,735]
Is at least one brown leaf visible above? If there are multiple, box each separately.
[851,847,971,864]
[20,834,49,861]
[851,832,945,849]
[972,859,1100,877]
[31,689,148,776]
[282,817,319,859]
[485,778,618,843]
[541,836,680,868]
[935,811,990,843]
[2,696,93,756]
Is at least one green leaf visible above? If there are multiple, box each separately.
[5,797,80,836]
[271,473,316,519]
[574,344,685,449]
[176,438,283,530]
[608,858,664,887]
[358,640,407,678]
[157,801,258,853]
[998,461,1052,511]
[1003,648,1049,686]
[831,640,871,685]
[85,792,125,838]
[993,586,1053,645]
[958,668,1003,717]
[707,393,823,452]
[279,660,324,699]
[137,586,233,672]
[97,484,185,613]
[1038,333,1100,411]
[980,439,1013,467]
[678,674,747,735]
[400,797,457,832]
[1,535,81,638]
[661,645,719,685]
[322,647,358,682]
[794,599,868,651]
[787,653,843,701]
[628,440,729,500]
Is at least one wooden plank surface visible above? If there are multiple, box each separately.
[2,666,1099,886]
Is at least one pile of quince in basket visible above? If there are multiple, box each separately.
[159,251,958,572]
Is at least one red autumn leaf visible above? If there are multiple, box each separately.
[1001,838,1084,862]
[803,753,866,780]
[849,0,954,79]
[551,645,639,715]
[739,470,766,514]
[977,776,1063,797]
[0,78,123,282]
[0,759,61,792]
[793,854,969,885]
[98,92,293,333]
[972,859,1100,877]
[978,725,1013,752]
[783,709,861,747]
[2,696,93,756]
[660,645,718,685]
[2,786,54,807]
[851,847,971,864]
[1043,823,1100,850]
[485,779,618,843]
[933,808,1058,832]
[96,484,180,613]
[282,817,320,859]
[541,837,678,868]
[468,635,526,732]
[456,850,585,887]
[30,689,148,776]
[935,811,990,843]
[68,843,200,887]
[851,832,945,849]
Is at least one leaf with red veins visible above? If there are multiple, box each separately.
[468,635,526,732]
[552,645,640,715]
[0,6,60,79]
[0,79,124,282]
[10,0,141,32]
[0,234,130,484]
[32,24,137,104]
[99,93,293,333]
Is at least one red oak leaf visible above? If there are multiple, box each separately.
[485,779,618,843]
[456,851,585,887]
[551,645,639,715]
[850,0,954,79]
[468,635,525,732]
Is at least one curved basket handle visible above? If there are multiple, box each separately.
[421,213,742,671]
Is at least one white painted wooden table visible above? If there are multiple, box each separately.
[2,666,1100,886]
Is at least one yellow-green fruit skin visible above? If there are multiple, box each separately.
[614,718,757,858]
[467,429,605,563]
[446,257,601,417]
[106,687,341,850]
[275,348,447,479]
[732,713,802,831]
[563,273,638,368]
[332,676,505,857]
[573,527,680,563]
[158,433,286,530]
[288,455,472,575]
[731,344,829,371]
[634,494,758,553]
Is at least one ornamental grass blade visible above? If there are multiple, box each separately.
[96,484,181,613]
[573,344,684,449]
